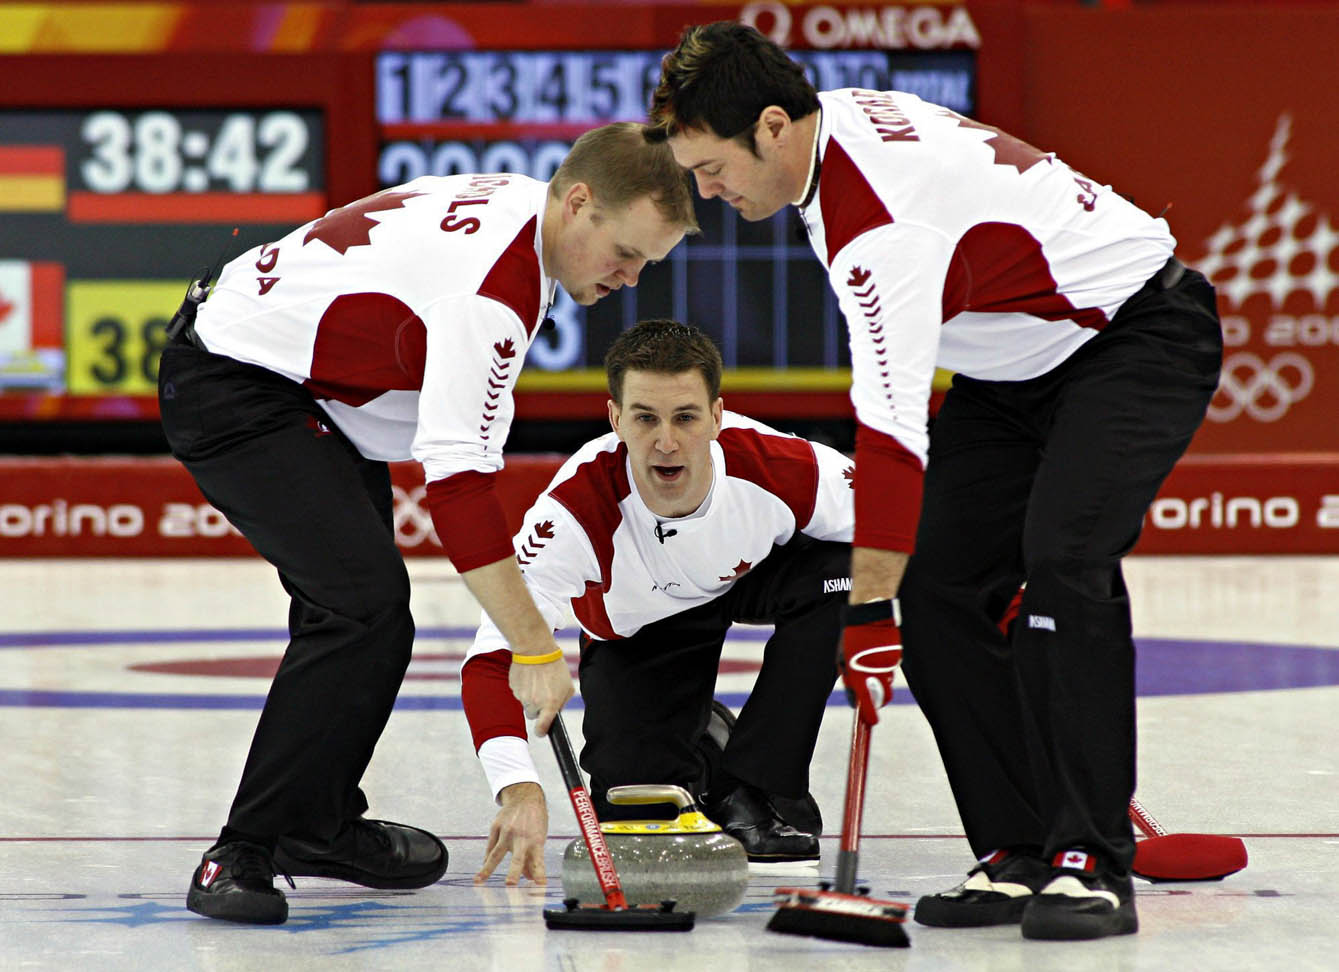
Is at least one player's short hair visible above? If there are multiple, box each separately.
[604,320,723,404]
[647,21,819,155]
[551,122,699,231]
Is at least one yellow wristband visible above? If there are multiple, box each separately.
[511,647,563,665]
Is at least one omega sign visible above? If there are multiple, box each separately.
[739,2,980,50]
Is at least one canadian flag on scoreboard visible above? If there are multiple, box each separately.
[0,260,64,357]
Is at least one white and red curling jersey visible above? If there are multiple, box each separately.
[798,89,1175,552]
[459,411,855,798]
[192,174,557,572]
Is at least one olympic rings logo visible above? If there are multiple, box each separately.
[1208,351,1314,423]
[392,485,440,547]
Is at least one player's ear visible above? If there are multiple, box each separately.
[709,397,723,438]
[564,181,593,219]
[607,398,622,438]
[758,106,793,148]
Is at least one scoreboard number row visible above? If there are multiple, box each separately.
[375,50,921,126]
[66,281,182,394]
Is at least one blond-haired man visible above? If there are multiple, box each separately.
[162,124,696,925]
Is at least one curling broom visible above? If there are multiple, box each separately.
[1129,796,1248,882]
[767,709,910,947]
[542,713,695,931]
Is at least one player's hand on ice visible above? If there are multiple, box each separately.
[839,598,903,725]
[508,641,574,736]
[475,782,549,886]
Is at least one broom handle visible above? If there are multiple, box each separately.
[834,710,873,895]
[1128,797,1168,838]
[548,713,629,910]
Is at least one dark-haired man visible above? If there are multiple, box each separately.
[461,320,856,884]
[161,124,697,924]
[648,23,1223,940]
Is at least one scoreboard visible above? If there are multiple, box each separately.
[374,48,975,376]
[0,107,325,396]
[0,3,979,422]
[0,52,372,418]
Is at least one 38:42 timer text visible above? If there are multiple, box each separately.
[78,109,322,195]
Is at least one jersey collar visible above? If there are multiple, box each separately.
[792,106,824,209]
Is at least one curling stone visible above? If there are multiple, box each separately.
[562,784,749,918]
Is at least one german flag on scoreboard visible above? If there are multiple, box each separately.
[0,146,65,212]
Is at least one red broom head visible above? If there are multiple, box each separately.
[1132,834,1248,882]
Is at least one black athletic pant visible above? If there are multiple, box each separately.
[578,537,849,821]
[898,262,1223,873]
[159,339,414,849]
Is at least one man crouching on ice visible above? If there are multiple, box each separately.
[461,320,859,883]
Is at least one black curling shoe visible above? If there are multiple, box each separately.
[273,818,447,890]
[915,847,1051,927]
[187,840,289,925]
[705,782,820,865]
[1021,849,1139,940]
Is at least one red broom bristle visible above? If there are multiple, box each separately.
[1133,834,1248,882]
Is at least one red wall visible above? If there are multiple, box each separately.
[2,453,1336,557]
[3,2,1336,556]
[1010,2,1339,457]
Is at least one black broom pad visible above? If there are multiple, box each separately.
[766,901,910,948]
[544,898,695,932]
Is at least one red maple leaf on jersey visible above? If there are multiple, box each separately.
[534,520,555,540]
[948,113,1051,175]
[719,559,752,582]
[847,266,872,289]
[493,338,517,359]
[303,190,426,255]
[843,465,855,489]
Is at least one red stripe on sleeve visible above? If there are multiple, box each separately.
[424,470,518,572]
[550,445,631,641]
[853,422,923,552]
[818,138,894,266]
[478,216,543,338]
[460,650,527,751]
[717,426,819,529]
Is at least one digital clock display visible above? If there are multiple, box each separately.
[0,108,326,395]
[374,49,975,376]
[1,109,324,225]
[78,110,318,196]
